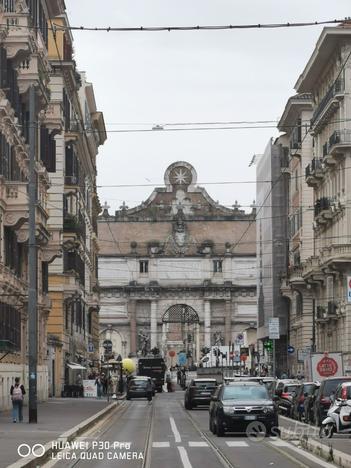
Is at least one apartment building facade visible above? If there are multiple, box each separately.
[280,25,351,375]
[0,0,66,410]
[46,13,106,396]
[278,94,315,374]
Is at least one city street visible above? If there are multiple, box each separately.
[45,391,335,468]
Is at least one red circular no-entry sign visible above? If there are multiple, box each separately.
[168,350,176,357]
[317,355,338,377]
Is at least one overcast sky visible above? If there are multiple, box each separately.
[66,1,350,213]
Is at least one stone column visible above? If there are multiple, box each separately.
[150,300,158,348]
[129,300,137,353]
[225,300,232,345]
[195,323,200,364]
[204,301,211,347]
[162,323,167,356]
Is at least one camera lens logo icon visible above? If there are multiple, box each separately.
[18,443,46,458]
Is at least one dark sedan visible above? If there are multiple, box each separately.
[184,379,217,409]
[209,382,278,437]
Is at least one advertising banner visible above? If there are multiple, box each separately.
[309,353,343,381]
[83,380,97,398]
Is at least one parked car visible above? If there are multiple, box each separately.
[184,378,217,409]
[274,381,301,417]
[291,382,317,421]
[126,376,153,401]
[209,381,278,437]
[304,382,320,425]
[313,377,351,426]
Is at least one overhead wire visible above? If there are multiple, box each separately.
[52,19,345,33]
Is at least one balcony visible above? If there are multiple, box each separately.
[314,197,333,225]
[287,264,304,285]
[319,244,351,269]
[302,255,322,281]
[310,79,345,134]
[0,180,29,228]
[63,212,86,242]
[327,130,351,156]
[305,158,324,186]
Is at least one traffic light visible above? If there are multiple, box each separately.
[201,346,210,356]
[263,340,273,350]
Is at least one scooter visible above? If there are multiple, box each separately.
[320,397,351,438]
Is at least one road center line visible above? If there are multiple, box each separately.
[177,446,193,468]
[169,416,181,443]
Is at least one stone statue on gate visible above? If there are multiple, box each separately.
[213,331,224,346]
[138,330,150,356]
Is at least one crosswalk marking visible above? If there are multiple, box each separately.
[225,441,249,447]
[188,441,209,447]
[153,442,170,448]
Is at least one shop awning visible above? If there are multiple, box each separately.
[66,362,86,370]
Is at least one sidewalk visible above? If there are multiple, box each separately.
[0,398,113,468]
[279,415,351,467]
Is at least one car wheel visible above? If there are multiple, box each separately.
[216,418,225,437]
[209,418,214,433]
[185,401,192,410]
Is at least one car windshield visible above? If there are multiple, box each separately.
[131,380,147,387]
[223,385,269,400]
[324,379,351,396]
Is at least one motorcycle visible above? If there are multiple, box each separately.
[320,396,351,438]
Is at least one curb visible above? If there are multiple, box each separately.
[280,427,351,468]
[7,401,119,468]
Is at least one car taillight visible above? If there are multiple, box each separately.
[343,414,351,421]
[320,397,330,405]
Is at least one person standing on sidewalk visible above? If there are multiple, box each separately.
[95,375,103,399]
[10,377,25,423]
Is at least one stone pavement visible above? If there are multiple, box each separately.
[0,398,113,468]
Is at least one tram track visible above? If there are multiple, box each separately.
[179,401,238,468]
[64,398,155,468]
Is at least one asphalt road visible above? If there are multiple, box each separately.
[46,391,337,468]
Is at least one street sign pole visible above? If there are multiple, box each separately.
[272,339,276,378]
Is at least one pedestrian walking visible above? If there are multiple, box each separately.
[95,375,103,399]
[10,377,25,423]
[146,379,153,402]
[165,371,173,392]
[177,369,182,384]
